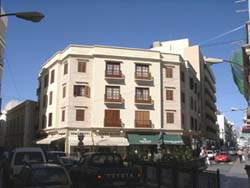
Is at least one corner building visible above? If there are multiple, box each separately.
[37,39,217,156]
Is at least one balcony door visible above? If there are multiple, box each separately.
[104,110,121,127]
[135,88,149,101]
[106,86,120,101]
[135,111,151,128]
[135,64,149,78]
[106,62,121,77]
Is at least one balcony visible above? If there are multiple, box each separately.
[135,96,154,105]
[135,120,152,128]
[104,119,122,127]
[104,94,124,104]
[105,70,124,80]
[135,72,153,81]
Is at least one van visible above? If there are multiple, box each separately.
[10,147,47,176]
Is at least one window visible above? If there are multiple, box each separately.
[181,113,184,126]
[43,95,47,108]
[106,62,121,76]
[195,119,198,130]
[135,88,149,101]
[189,77,194,90]
[63,86,66,98]
[42,115,46,129]
[135,64,150,78]
[49,91,53,105]
[44,75,49,88]
[74,85,90,97]
[181,71,185,82]
[165,67,173,78]
[166,89,173,100]
[62,110,65,122]
[135,111,150,127]
[106,86,120,100]
[194,83,197,93]
[104,110,121,127]
[76,109,85,121]
[78,61,86,72]
[64,63,68,75]
[166,112,174,123]
[190,97,194,110]
[50,70,55,84]
[181,92,185,103]
[48,113,52,127]
[190,117,194,130]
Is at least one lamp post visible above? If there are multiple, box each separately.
[231,107,246,111]
[77,130,85,157]
[204,58,243,68]
[0,11,44,22]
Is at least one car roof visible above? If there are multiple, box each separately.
[25,163,64,169]
[47,151,65,153]
[13,147,44,152]
[83,152,120,155]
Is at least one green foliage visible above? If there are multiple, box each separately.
[175,147,194,162]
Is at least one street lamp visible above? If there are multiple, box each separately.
[231,107,246,111]
[0,11,44,22]
[77,129,85,157]
[204,58,243,68]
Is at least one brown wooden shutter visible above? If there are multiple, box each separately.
[166,67,173,78]
[166,90,173,100]
[167,112,174,123]
[76,109,85,121]
[85,86,90,97]
[63,86,66,98]
[73,85,77,96]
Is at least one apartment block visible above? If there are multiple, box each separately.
[5,100,38,150]
[37,39,217,155]
[152,39,218,147]
[0,9,7,111]
[216,112,236,147]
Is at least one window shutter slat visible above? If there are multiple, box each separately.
[85,86,90,97]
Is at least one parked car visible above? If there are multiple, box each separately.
[69,152,139,188]
[58,156,79,171]
[207,150,216,160]
[10,147,47,176]
[214,151,231,162]
[11,163,72,188]
[46,151,67,162]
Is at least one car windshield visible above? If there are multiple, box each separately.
[91,154,123,166]
[30,167,69,186]
[14,152,44,165]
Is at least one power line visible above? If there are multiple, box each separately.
[199,24,245,46]
[200,39,244,48]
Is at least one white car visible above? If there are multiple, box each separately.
[10,147,47,176]
[207,150,216,160]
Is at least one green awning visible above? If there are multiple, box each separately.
[128,134,158,145]
[163,134,184,145]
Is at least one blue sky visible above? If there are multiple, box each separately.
[1,0,248,128]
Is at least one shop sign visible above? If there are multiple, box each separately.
[139,137,152,144]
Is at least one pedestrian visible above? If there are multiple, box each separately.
[204,147,210,165]
[199,147,205,158]
[237,149,243,163]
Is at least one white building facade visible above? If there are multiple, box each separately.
[37,39,217,155]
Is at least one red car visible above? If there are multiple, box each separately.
[214,151,231,162]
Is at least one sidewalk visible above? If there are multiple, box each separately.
[221,155,250,188]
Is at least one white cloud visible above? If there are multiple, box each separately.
[4,100,22,111]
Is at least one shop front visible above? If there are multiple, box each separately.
[127,133,159,160]
[92,135,129,158]
[127,133,185,161]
